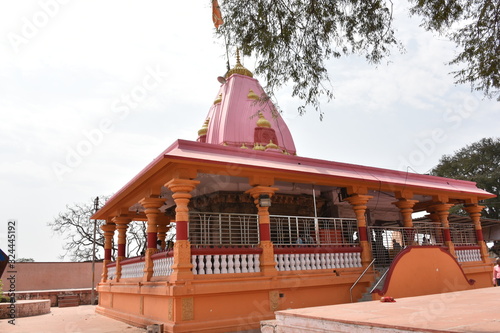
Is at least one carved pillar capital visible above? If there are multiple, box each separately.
[392,199,419,228]
[100,223,116,254]
[345,194,373,227]
[427,203,454,227]
[139,197,165,247]
[139,197,166,213]
[463,203,486,216]
[246,185,279,199]
[246,186,279,225]
[165,179,200,230]
[165,178,200,194]
[112,216,130,263]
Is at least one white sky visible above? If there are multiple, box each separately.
[0,1,498,262]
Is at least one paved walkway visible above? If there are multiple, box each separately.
[269,286,500,332]
[1,287,499,332]
[0,305,145,333]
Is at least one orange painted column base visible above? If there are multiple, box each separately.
[143,248,158,282]
[101,259,110,282]
[115,256,125,282]
[170,240,193,282]
[259,241,278,276]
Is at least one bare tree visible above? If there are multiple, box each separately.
[48,196,148,262]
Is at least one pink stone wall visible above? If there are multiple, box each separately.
[1,262,103,292]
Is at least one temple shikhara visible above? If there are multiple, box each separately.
[92,54,496,332]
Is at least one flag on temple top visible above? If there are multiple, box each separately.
[212,0,223,29]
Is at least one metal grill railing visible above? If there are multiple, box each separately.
[450,223,477,246]
[189,212,259,246]
[369,224,445,267]
[269,215,358,246]
[368,222,478,266]
[412,222,446,245]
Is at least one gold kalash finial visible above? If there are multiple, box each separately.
[225,48,253,78]
[198,118,210,136]
[256,111,271,128]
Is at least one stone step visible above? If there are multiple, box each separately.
[356,267,389,302]
[358,293,373,302]
[58,295,80,307]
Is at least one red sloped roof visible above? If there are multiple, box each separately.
[93,139,494,219]
[165,140,493,197]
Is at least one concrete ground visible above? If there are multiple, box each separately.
[0,305,145,333]
[269,286,500,332]
[2,287,499,332]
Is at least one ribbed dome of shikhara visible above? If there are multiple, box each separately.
[197,53,297,155]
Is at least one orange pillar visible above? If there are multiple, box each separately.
[463,203,489,263]
[157,218,171,250]
[393,199,418,245]
[426,211,442,245]
[113,216,131,282]
[429,203,455,256]
[246,186,279,276]
[100,222,116,282]
[139,197,166,282]
[345,194,373,267]
[165,178,200,282]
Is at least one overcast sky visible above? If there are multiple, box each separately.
[0,1,498,262]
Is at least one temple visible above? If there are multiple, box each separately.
[92,54,496,332]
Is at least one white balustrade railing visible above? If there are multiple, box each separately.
[113,250,362,277]
[107,266,116,280]
[152,256,174,277]
[456,248,481,262]
[192,253,261,275]
[121,261,145,279]
[274,252,361,271]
